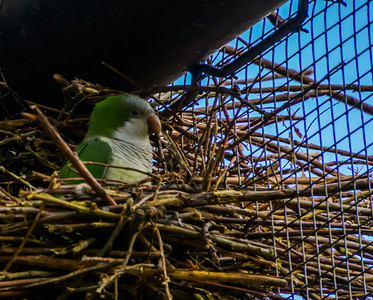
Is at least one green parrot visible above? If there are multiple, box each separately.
[59,94,161,183]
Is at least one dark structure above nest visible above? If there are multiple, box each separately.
[0,0,286,108]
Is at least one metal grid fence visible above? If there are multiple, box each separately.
[160,0,372,298]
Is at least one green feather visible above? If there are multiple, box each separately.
[59,139,112,182]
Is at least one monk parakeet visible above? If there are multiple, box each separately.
[60,94,161,183]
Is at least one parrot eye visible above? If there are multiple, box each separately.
[131,110,139,117]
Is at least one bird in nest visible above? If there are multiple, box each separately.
[59,93,161,185]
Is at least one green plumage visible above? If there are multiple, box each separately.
[59,94,160,183]
[59,139,112,179]
[87,95,133,138]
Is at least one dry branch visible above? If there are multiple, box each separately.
[22,105,116,206]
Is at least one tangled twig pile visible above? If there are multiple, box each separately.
[0,69,372,300]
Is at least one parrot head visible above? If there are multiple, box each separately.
[87,94,161,140]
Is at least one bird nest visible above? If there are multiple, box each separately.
[0,76,372,300]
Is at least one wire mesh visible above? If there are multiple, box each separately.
[159,0,373,298]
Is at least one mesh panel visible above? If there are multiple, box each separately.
[160,0,373,298]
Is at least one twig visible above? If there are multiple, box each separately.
[154,226,173,300]
[3,201,46,272]
[101,61,140,89]
[22,105,116,206]
[0,261,120,291]
[97,203,131,256]
[95,219,145,294]
[28,192,120,220]
[169,269,287,287]
[0,166,36,190]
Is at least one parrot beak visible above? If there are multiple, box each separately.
[147,114,161,135]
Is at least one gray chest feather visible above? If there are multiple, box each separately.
[105,137,153,183]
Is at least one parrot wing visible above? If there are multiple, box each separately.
[59,138,112,180]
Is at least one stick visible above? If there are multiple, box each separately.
[154,226,173,300]
[22,105,117,206]
[3,201,46,272]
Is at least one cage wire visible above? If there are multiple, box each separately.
[0,0,372,299]
[160,0,373,298]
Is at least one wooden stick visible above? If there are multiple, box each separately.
[22,105,117,206]
[3,202,46,272]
